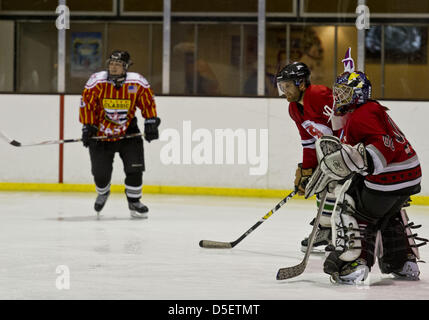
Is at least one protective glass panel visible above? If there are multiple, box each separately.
[17,22,57,93]
[170,23,257,96]
[367,0,429,14]
[172,0,257,13]
[0,21,14,92]
[122,0,163,13]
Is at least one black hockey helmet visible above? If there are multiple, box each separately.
[276,62,311,87]
[107,50,133,70]
[107,50,132,88]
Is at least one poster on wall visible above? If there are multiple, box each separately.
[71,32,102,78]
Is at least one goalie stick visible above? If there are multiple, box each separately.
[0,131,144,147]
[199,188,298,249]
[276,188,328,280]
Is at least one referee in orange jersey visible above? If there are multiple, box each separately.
[79,50,160,219]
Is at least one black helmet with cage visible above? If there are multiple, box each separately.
[107,50,133,88]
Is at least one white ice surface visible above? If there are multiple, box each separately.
[0,191,428,300]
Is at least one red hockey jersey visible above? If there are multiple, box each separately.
[79,71,157,141]
[342,101,421,194]
[289,84,334,169]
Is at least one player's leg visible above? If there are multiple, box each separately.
[119,137,148,219]
[324,182,425,284]
[89,142,115,213]
[323,182,376,284]
[377,205,428,280]
[301,192,334,253]
[359,191,426,280]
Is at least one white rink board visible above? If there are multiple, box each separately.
[0,94,59,183]
[0,94,428,195]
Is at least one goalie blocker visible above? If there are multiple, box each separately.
[306,136,427,284]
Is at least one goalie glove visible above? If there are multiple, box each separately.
[294,163,313,196]
[305,136,368,198]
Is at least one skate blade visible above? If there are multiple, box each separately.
[130,210,148,219]
[330,266,369,285]
[392,261,420,281]
[301,245,327,254]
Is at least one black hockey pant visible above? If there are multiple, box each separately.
[349,183,419,271]
[89,137,145,201]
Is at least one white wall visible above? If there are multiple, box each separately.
[0,94,428,195]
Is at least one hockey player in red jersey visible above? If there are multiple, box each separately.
[305,71,427,284]
[79,50,160,219]
[276,62,337,253]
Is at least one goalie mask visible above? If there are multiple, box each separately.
[107,50,133,88]
[333,71,372,116]
[276,62,311,99]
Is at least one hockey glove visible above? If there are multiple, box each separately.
[126,117,140,135]
[294,163,313,196]
[144,117,161,143]
[82,124,98,148]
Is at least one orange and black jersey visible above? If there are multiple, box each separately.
[79,71,157,141]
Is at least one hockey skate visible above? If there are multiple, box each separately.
[301,225,332,253]
[391,260,420,280]
[330,259,369,285]
[379,256,421,281]
[128,201,148,219]
[94,191,110,217]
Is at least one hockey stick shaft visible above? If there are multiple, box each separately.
[0,131,144,147]
[276,189,328,280]
[199,188,298,249]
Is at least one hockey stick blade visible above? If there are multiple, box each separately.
[276,189,328,280]
[10,140,21,147]
[199,240,233,249]
[276,261,306,280]
[0,131,20,146]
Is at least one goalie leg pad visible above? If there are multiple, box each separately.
[332,190,363,262]
[329,182,377,266]
[318,191,336,227]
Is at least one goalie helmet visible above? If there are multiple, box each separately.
[276,62,311,97]
[333,71,372,115]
